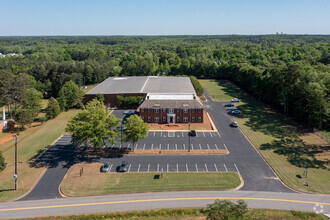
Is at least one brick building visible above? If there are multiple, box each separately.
[85,76,204,124]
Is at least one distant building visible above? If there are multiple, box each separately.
[85,76,204,123]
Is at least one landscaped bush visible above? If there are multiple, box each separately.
[190,76,204,97]
[117,95,143,109]
[0,150,6,172]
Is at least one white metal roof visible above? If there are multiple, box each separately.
[146,93,196,100]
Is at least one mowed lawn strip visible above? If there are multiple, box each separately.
[0,110,80,202]
[199,79,330,194]
[61,163,241,197]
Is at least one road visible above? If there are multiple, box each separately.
[1,191,329,219]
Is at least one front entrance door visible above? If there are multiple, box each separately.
[170,117,173,123]
[167,114,176,123]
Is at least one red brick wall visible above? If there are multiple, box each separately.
[139,108,203,123]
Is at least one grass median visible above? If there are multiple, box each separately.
[200,79,330,194]
[61,163,241,197]
[0,110,80,202]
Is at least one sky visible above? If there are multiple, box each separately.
[0,0,329,36]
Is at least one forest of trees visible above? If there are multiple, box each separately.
[0,35,329,130]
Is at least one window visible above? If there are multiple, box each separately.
[176,117,180,122]
[154,109,160,113]
[162,108,166,113]
[169,109,174,114]
[148,116,151,122]
[198,109,202,113]
[198,117,202,122]
[148,109,151,113]
[154,117,159,122]
[192,117,195,122]
[183,109,188,113]
[176,109,180,113]
[141,108,144,112]
[183,117,188,122]
[191,109,195,113]
[163,116,166,122]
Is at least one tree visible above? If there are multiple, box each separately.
[123,114,149,150]
[205,200,247,220]
[95,93,104,103]
[66,99,121,149]
[0,150,6,172]
[46,97,61,119]
[58,80,84,111]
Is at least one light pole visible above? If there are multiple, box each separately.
[14,135,18,190]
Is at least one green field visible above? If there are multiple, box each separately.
[199,79,330,194]
[61,164,241,197]
[0,110,80,202]
[33,208,327,220]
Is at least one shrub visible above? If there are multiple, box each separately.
[206,199,248,220]
[46,97,61,120]
[117,95,143,108]
[190,76,204,97]
[0,150,6,172]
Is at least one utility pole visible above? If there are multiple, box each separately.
[14,135,18,190]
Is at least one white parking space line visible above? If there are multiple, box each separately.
[199,144,202,150]
[186,164,188,172]
[207,144,210,150]
[203,132,206,138]
[119,144,122,149]
[167,164,169,172]
[151,144,154,150]
[210,132,213,137]
[109,164,113,172]
[177,164,179,172]
[234,164,240,173]
[128,144,130,148]
[153,132,155,137]
[147,164,150,172]
[134,144,138,151]
[191,144,194,150]
[167,144,169,150]
[175,144,177,150]
[146,133,148,137]
[112,144,114,148]
[218,132,221,138]
[157,164,159,172]
[127,164,131,172]
[214,144,218,149]
[196,132,198,137]
[223,144,228,151]
[138,164,141,172]
[143,144,146,150]
[214,164,218,172]
[205,164,208,172]
[161,131,162,137]
[183,144,185,150]
[182,132,184,137]
[195,164,198,172]
[224,164,228,172]
[159,144,161,150]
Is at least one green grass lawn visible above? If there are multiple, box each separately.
[200,79,330,194]
[0,110,80,202]
[61,164,241,197]
[33,208,327,220]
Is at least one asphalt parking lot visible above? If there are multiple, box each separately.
[108,131,225,151]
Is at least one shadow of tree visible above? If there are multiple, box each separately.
[260,138,329,169]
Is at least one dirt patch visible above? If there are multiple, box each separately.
[160,124,182,130]
[0,134,16,145]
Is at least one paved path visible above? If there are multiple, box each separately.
[1,191,329,219]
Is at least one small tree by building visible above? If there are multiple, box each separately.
[0,150,6,172]
[95,94,104,103]
[205,199,247,220]
[66,99,121,149]
[58,81,84,111]
[123,114,149,150]
[46,97,61,120]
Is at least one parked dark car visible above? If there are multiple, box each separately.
[190,130,196,136]
[101,162,111,172]
[224,103,234,107]
[118,161,128,172]
[231,110,241,114]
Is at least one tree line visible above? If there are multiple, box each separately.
[0,35,329,130]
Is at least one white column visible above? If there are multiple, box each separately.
[2,106,5,121]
